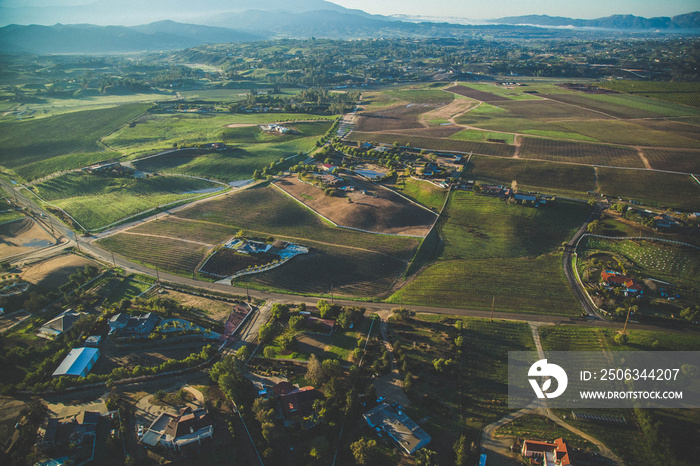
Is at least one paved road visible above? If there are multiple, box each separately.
[562,202,606,319]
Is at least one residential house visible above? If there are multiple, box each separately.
[280,386,322,420]
[521,438,573,465]
[38,309,82,339]
[601,271,643,295]
[109,312,160,336]
[142,407,213,451]
[363,403,431,455]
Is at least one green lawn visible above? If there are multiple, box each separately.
[104,112,334,157]
[30,172,224,231]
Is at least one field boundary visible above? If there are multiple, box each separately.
[271,181,426,238]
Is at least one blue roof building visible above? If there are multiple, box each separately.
[52,347,100,378]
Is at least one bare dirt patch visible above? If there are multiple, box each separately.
[419,97,479,126]
[94,338,208,375]
[274,175,436,237]
[20,254,98,289]
[445,85,512,102]
[148,288,236,323]
[0,218,54,259]
[355,104,439,132]
[0,310,30,333]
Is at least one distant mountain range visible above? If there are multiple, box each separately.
[0,21,262,54]
[0,1,698,55]
[493,11,700,30]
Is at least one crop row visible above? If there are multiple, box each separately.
[236,241,407,297]
[390,255,580,316]
[97,234,209,276]
[520,137,642,167]
[347,131,516,157]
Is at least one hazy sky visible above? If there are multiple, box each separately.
[333,0,698,19]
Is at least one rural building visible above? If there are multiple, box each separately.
[38,309,83,339]
[52,347,100,378]
[363,403,431,455]
[280,386,322,420]
[601,271,643,295]
[521,438,573,465]
[320,163,339,173]
[108,312,160,336]
[37,411,101,451]
[261,123,292,134]
[142,407,213,451]
[481,185,505,196]
[225,238,272,255]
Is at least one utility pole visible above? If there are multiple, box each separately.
[490,296,495,322]
[330,283,334,304]
[74,231,81,253]
[246,283,250,302]
[155,266,160,284]
[111,252,116,269]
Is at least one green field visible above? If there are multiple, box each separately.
[389,191,590,314]
[465,156,597,195]
[438,192,590,260]
[642,148,700,174]
[596,168,700,210]
[556,120,700,148]
[30,172,224,231]
[0,209,24,225]
[389,177,447,211]
[596,81,700,108]
[347,131,516,157]
[390,255,579,314]
[97,234,210,276]
[0,104,148,180]
[103,112,334,157]
[449,129,515,144]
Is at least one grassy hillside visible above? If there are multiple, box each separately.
[0,103,147,180]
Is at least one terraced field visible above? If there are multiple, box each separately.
[642,149,700,173]
[346,131,516,157]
